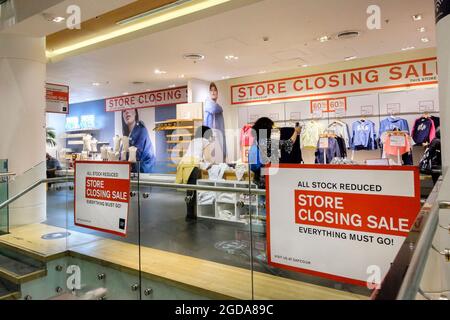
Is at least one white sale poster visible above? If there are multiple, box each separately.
[266,165,420,287]
[75,161,131,236]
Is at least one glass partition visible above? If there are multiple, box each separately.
[0,159,8,235]
[137,163,254,300]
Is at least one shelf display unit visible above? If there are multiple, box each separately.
[196,179,265,229]
[154,119,203,172]
[62,128,109,161]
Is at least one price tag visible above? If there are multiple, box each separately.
[328,98,347,114]
[389,135,406,147]
[319,137,329,149]
[311,100,326,118]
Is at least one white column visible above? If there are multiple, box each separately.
[437,3,450,175]
[0,34,47,226]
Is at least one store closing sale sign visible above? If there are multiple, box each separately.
[266,165,420,286]
[75,161,131,236]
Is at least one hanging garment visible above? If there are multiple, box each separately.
[431,116,440,129]
[335,136,347,158]
[327,121,351,148]
[379,117,410,137]
[411,117,436,145]
[301,120,326,148]
[381,133,412,156]
[315,137,342,164]
[351,120,378,150]
[279,127,303,164]
[204,98,227,161]
[240,124,254,147]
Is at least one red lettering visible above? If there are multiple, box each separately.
[248,86,255,97]
[267,83,276,95]
[422,63,433,77]
[256,85,265,96]
[278,82,287,93]
[315,77,326,89]
[329,75,340,87]
[238,87,246,98]
[405,65,419,79]
[350,72,362,85]
[305,78,314,91]
[365,70,379,83]
[389,67,402,80]
[293,80,303,91]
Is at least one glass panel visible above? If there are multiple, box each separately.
[60,160,141,300]
[0,159,8,234]
[138,163,253,300]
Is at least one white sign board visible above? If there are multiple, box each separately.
[266,165,420,287]
[75,161,131,236]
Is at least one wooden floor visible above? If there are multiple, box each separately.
[0,224,367,300]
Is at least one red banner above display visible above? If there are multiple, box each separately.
[266,165,421,287]
[105,86,188,112]
[74,161,131,236]
[231,57,438,105]
[46,83,69,114]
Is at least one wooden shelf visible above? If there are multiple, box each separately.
[167,133,193,138]
[167,149,185,153]
[155,126,195,131]
[167,140,190,144]
[155,119,202,125]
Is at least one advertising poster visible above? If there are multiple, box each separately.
[266,165,421,287]
[46,83,69,114]
[75,161,131,236]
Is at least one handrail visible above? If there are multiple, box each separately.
[0,172,15,178]
[0,176,266,212]
[396,200,446,300]
[132,180,266,195]
[0,177,72,211]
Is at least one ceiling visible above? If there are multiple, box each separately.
[2,0,136,36]
[45,0,437,104]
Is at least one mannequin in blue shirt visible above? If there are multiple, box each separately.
[122,109,156,173]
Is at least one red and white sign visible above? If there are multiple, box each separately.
[74,161,131,236]
[266,165,421,287]
[231,57,438,105]
[46,83,69,114]
[105,86,188,112]
[310,97,347,114]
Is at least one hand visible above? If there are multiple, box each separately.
[294,126,302,135]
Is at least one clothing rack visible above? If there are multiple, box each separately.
[267,111,440,125]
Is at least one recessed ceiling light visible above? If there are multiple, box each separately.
[168,84,176,88]
[52,16,65,23]
[154,69,167,74]
[344,56,357,61]
[258,70,266,74]
[225,55,239,61]
[301,64,309,68]
[178,74,185,78]
[418,27,426,33]
[92,82,101,86]
[421,37,430,43]
[221,76,230,80]
[401,46,415,51]
[318,35,331,43]
[412,14,423,21]
[123,92,129,95]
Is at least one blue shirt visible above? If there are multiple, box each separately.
[379,117,409,137]
[129,121,156,173]
[351,120,377,150]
